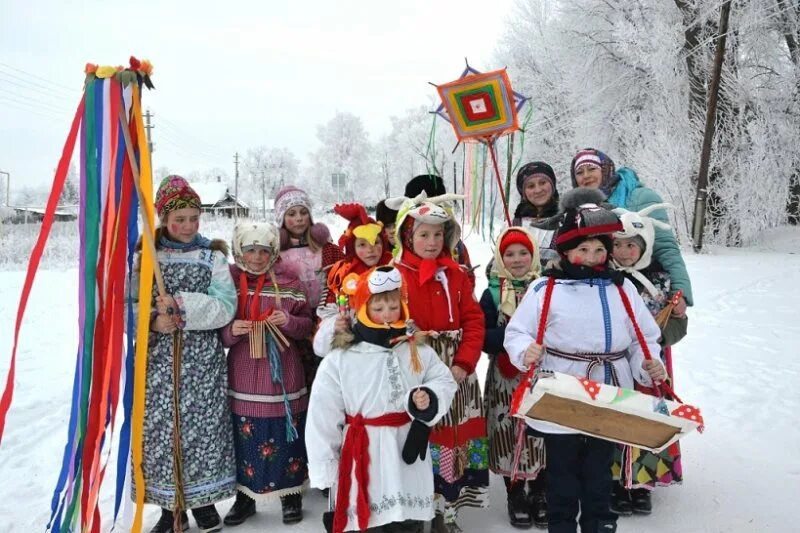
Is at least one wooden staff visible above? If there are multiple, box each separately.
[118,104,187,524]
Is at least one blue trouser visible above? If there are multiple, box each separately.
[542,433,617,533]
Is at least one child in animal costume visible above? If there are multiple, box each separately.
[132,175,237,533]
[480,227,548,528]
[313,203,393,357]
[220,222,314,526]
[504,188,667,533]
[608,205,689,516]
[387,192,488,533]
[306,266,457,533]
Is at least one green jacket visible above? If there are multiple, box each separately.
[622,187,694,306]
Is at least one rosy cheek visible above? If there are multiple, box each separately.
[572,256,583,265]
[170,223,180,234]
[190,220,199,231]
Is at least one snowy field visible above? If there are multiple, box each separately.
[0,223,798,532]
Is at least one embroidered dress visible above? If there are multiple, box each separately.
[221,263,314,500]
[131,239,237,509]
[306,341,457,531]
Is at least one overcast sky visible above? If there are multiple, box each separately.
[0,0,515,196]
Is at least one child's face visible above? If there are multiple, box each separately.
[502,243,533,278]
[367,295,402,324]
[355,238,383,266]
[565,238,608,268]
[575,164,603,189]
[283,206,310,237]
[412,223,444,259]
[242,246,272,272]
[165,208,201,243]
[523,176,554,207]
[612,238,643,267]
[384,224,396,247]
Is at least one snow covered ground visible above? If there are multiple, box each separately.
[0,224,798,532]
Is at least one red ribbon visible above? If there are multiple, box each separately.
[0,95,85,445]
[237,272,273,321]
[333,412,411,533]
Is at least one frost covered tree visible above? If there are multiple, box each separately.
[243,147,299,217]
[309,112,375,205]
[496,0,800,245]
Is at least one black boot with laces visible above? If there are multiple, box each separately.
[281,493,303,524]
[192,504,222,533]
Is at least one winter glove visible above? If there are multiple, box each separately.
[402,419,432,464]
[403,387,439,464]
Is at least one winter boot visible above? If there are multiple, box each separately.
[223,491,256,526]
[191,505,222,533]
[630,488,653,515]
[507,482,534,528]
[148,508,188,533]
[609,485,632,516]
[529,476,548,529]
[281,493,303,524]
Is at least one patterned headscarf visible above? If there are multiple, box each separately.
[155,175,201,218]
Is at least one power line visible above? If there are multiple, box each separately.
[0,61,80,93]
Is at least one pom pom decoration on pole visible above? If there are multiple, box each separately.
[0,56,170,532]
[431,59,529,226]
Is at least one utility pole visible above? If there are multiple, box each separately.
[234,152,240,220]
[691,0,732,252]
[0,170,9,207]
[144,109,155,154]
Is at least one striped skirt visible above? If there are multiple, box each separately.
[427,331,489,522]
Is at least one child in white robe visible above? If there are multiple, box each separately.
[306,266,457,533]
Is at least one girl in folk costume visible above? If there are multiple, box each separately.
[387,192,488,533]
[608,206,689,516]
[306,266,457,533]
[480,227,548,529]
[313,203,393,357]
[275,186,344,387]
[132,175,237,533]
[220,222,314,526]
[504,189,667,533]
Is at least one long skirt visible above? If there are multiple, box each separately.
[484,354,545,480]
[232,412,309,499]
[136,329,236,509]
[427,331,489,522]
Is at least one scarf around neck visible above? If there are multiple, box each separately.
[400,249,460,285]
[159,233,212,251]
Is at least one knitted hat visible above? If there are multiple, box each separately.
[375,199,399,227]
[613,204,673,271]
[499,227,535,256]
[404,174,447,198]
[274,185,313,226]
[334,203,386,258]
[569,148,618,194]
[554,188,622,253]
[155,175,201,218]
[516,161,558,198]
[232,222,280,274]
[385,192,462,258]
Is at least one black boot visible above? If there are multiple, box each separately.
[148,508,188,533]
[192,505,222,533]
[528,475,548,529]
[224,491,256,526]
[609,484,632,516]
[507,481,534,529]
[630,488,653,515]
[281,493,303,524]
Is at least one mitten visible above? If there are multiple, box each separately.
[402,419,432,464]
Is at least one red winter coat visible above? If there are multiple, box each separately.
[395,250,485,374]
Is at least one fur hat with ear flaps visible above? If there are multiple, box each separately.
[554,188,623,254]
[384,191,463,258]
[232,222,280,275]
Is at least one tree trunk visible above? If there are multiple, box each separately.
[776,0,800,223]
[674,0,708,124]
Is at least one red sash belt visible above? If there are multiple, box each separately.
[333,411,412,533]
